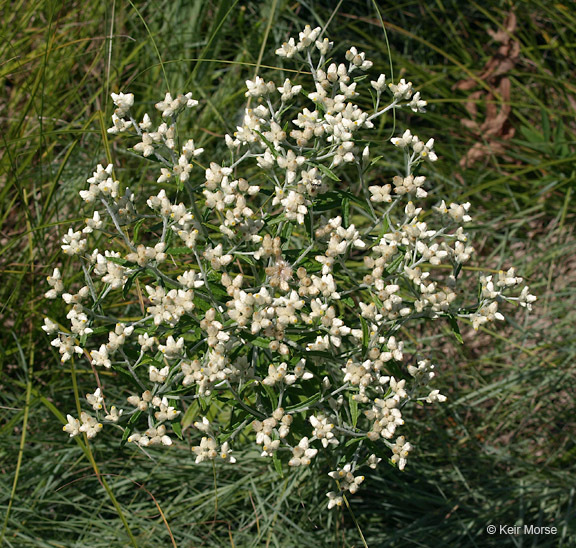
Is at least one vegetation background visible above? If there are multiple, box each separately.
[1,0,574,546]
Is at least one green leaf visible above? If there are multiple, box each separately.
[342,296,355,308]
[342,196,350,228]
[261,384,278,409]
[122,269,141,299]
[340,189,373,216]
[226,407,250,433]
[315,163,340,182]
[120,410,142,447]
[285,392,321,413]
[453,261,463,279]
[203,222,221,232]
[167,246,193,255]
[111,364,144,390]
[253,130,278,158]
[446,314,464,344]
[132,217,146,242]
[198,394,212,412]
[171,422,183,440]
[360,315,370,354]
[304,350,333,360]
[204,279,228,300]
[236,253,256,266]
[349,393,359,428]
[242,332,271,349]
[345,436,364,448]
[281,222,293,241]
[519,125,544,145]
[239,379,258,398]
[272,452,284,478]
[181,400,200,429]
[385,360,403,379]
[305,209,313,238]
[106,256,130,267]
[266,213,287,225]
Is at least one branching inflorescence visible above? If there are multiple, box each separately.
[45,26,536,508]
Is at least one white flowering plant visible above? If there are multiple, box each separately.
[44,25,536,509]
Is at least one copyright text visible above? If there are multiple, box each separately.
[486,524,557,535]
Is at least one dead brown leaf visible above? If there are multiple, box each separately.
[455,11,520,168]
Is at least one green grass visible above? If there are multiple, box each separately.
[1,0,575,546]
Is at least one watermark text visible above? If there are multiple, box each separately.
[486,524,557,535]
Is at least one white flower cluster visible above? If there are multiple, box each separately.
[45,26,536,510]
[327,463,365,508]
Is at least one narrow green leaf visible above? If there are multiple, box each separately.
[272,452,284,478]
[122,269,141,299]
[167,246,194,255]
[285,392,321,412]
[447,314,464,345]
[132,217,146,242]
[262,384,278,409]
[349,393,359,428]
[121,410,142,446]
[254,130,278,158]
[360,315,370,354]
[171,421,183,440]
[315,163,340,182]
[342,196,350,228]
[345,436,364,448]
[181,400,200,429]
